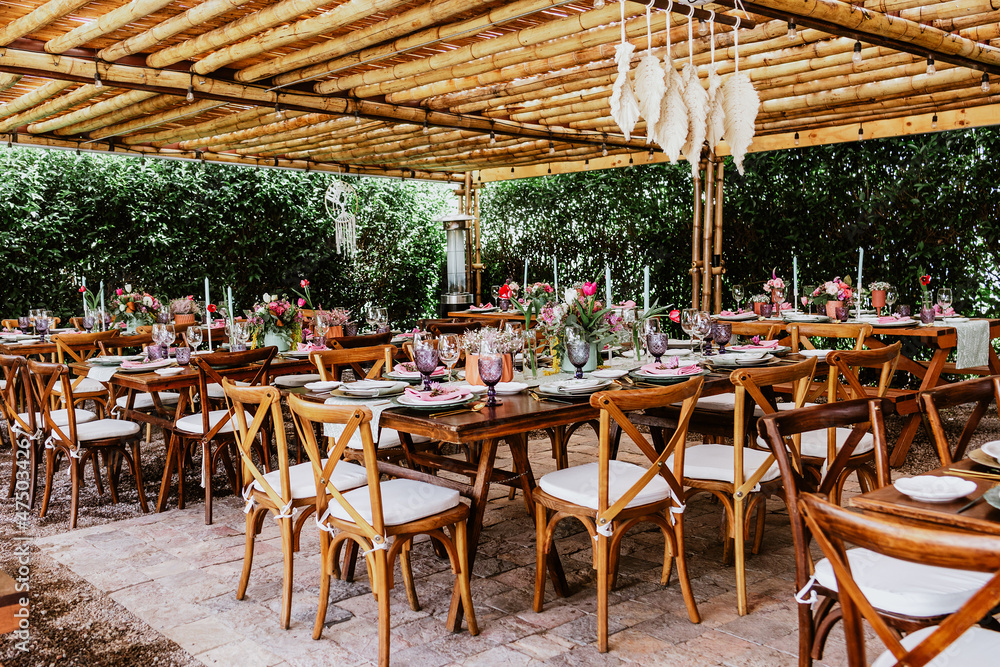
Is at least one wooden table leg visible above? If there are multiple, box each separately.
[155,393,188,512]
[989,345,1000,374]
[889,347,950,468]
[446,436,499,633]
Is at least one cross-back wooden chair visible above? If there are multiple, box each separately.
[327,331,392,349]
[51,330,120,417]
[28,359,145,529]
[160,347,276,524]
[676,357,818,616]
[758,399,998,666]
[98,332,153,356]
[224,381,368,629]
[311,343,393,385]
[789,322,872,353]
[918,375,1000,466]
[428,321,481,336]
[2,319,20,331]
[288,394,478,665]
[730,321,783,341]
[799,492,1000,667]
[533,377,704,652]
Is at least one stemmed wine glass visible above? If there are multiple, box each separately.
[645,317,669,363]
[413,336,440,392]
[313,317,329,346]
[681,308,699,354]
[712,322,732,353]
[82,315,95,333]
[564,326,590,380]
[691,311,712,355]
[491,285,501,304]
[438,334,461,383]
[35,317,50,342]
[885,286,898,315]
[185,326,203,352]
[17,316,30,333]
[478,337,504,407]
[937,288,953,314]
[364,305,378,333]
[375,307,389,333]
[800,295,810,315]
[732,284,745,312]
[773,286,786,316]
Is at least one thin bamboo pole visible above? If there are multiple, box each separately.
[702,158,715,313]
[0,83,104,133]
[88,99,225,141]
[99,0,255,62]
[180,114,349,150]
[54,94,181,136]
[128,108,286,146]
[0,80,74,122]
[713,160,725,315]
[0,0,91,47]
[45,0,177,54]
[28,89,157,134]
[691,170,703,310]
[0,73,22,93]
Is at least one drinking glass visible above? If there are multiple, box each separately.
[564,326,590,380]
[691,312,712,354]
[773,286,785,314]
[35,317,50,342]
[146,343,164,361]
[82,315,95,333]
[800,296,810,315]
[175,347,191,366]
[760,303,773,319]
[885,287,898,314]
[645,317,669,363]
[375,307,389,333]
[313,318,329,345]
[439,334,461,382]
[17,316,30,332]
[835,306,849,322]
[681,308,699,353]
[491,285,501,303]
[413,337,440,391]
[185,326,203,352]
[937,288,953,313]
[364,305,378,333]
[732,284,745,311]
[344,322,359,337]
[156,310,171,324]
[478,339,504,407]
[712,322,732,353]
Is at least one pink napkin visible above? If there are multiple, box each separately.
[731,340,779,350]
[877,316,911,324]
[394,363,445,375]
[121,360,162,369]
[720,310,736,316]
[641,362,701,376]
[404,387,464,402]
[296,342,328,352]
[471,303,494,310]
[780,302,793,310]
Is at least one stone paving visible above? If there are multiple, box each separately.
[34,430,876,667]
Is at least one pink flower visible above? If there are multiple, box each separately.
[78,286,86,293]
[186,295,194,300]
[582,281,597,296]
[300,279,309,288]
[297,298,305,307]
[668,309,680,323]
[544,285,553,293]
[115,288,123,295]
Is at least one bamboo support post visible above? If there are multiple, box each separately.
[713,160,725,315]
[701,157,715,313]
[690,169,703,310]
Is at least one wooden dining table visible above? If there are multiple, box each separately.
[849,458,1000,536]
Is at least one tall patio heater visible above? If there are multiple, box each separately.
[438,212,475,317]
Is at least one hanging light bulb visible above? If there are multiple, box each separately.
[549,138,555,154]
[853,41,862,65]
[787,19,797,41]
[547,165,552,174]
[601,136,608,156]
[794,132,800,145]
[858,125,864,141]
[186,85,194,103]
[647,148,654,160]
[593,0,604,7]
[354,109,361,124]
[489,130,496,145]
[422,118,429,134]
[699,19,708,36]
[94,70,102,88]
[931,113,938,129]
[926,56,935,75]
[982,73,990,92]
[510,167,515,174]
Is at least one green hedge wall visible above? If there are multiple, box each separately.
[0,148,451,326]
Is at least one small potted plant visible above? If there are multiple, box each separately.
[868,281,892,315]
[462,328,517,385]
[169,296,202,326]
[917,270,934,324]
[750,293,770,316]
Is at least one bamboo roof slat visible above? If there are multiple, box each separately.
[180,115,354,150]
[0,83,105,133]
[127,107,285,145]
[0,0,91,47]
[44,0,178,54]
[28,89,158,134]
[0,79,74,121]
[53,93,181,136]
[0,73,22,92]
[88,99,227,141]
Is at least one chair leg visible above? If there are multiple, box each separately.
[203,440,214,525]
[399,539,421,612]
[596,534,610,653]
[144,423,152,446]
[237,507,258,602]
[91,452,104,497]
[39,447,56,518]
[533,501,547,613]
[734,496,748,616]
[342,541,359,582]
[674,512,701,624]
[454,520,478,635]
[313,531,332,640]
[27,436,41,510]
[129,440,148,512]
[106,450,120,504]
[751,497,767,555]
[279,515,295,630]
[69,455,82,529]
[373,549,392,667]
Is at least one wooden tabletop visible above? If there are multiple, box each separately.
[447,310,531,322]
[849,458,1000,536]
[68,356,316,391]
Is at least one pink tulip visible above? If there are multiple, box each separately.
[115,288,123,295]
[300,279,309,288]
[668,309,680,323]
[297,298,305,307]
[582,281,597,296]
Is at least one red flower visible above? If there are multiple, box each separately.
[581,281,597,296]
[78,286,87,293]
[300,279,309,288]
[920,275,931,286]
[207,304,217,313]
[668,309,680,323]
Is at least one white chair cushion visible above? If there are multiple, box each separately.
[205,381,251,399]
[355,429,431,451]
[815,547,993,619]
[694,393,763,417]
[330,478,461,527]
[872,626,1000,666]
[667,444,780,485]
[75,419,141,441]
[53,378,106,394]
[775,402,820,411]
[756,427,873,459]
[251,460,367,499]
[273,374,323,388]
[0,379,6,389]
[115,392,180,411]
[538,460,672,510]
[175,409,253,435]
[19,408,97,427]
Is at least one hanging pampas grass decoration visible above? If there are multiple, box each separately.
[721,20,759,174]
[610,1,639,141]
[680,12,708,178]
[704,17,725,150]
[633,5,665,141]
[652,6,687,163]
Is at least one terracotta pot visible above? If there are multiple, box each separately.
[329,325,344,339]
[825,301,843,319]
[464,353,514,386]
[753,302,763,316]
[871,290,886,310]
[173,313,196,326]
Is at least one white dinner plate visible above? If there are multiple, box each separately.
[590,369,628,379]
[494,382,529,395]
[304,381,341,392]
[893,476,977,503]
[717,312,758,321]
[396,392,472,407]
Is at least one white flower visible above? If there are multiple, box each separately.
[564,288,578,305]
[142,296,153,307]
[262,293,270,302]
[270,294,278,302]
[124,283,132,293]
[825,283,838,296]
[119,304,126,312]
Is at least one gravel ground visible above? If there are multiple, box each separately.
[1,401,995,665]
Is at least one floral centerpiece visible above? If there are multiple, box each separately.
[169,296,203,325]
[78,285,100,317]
[245,293,305,352]
[810,277,854,318]
[868,281,892,314]
[109,284,163,330]
[536,280,614,373]
[917,269,936,323]
[510,282,557,376]
[764,269,785,305]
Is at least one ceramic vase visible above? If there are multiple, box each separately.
[263,331,291,353]
[559,342,599,374]
[465,353,514,385]
[825,301,844,319]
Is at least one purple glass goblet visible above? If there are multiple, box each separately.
[146,344,164,361]
[414,345,440,392]
[835,306,849,323]
[712,322,732,353]
[897,304,911,318]
[759,303,773,319]
[82,315,95,333]
[35,318,49,342]
[919,306,936,325]
[175,346,191,365]
[17,316,30,333]
[646,332,669,364]
[478,353,504,407]
[344,322,359,337]
[566,340,591,380]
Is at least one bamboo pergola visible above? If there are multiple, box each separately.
[1,0,999,305]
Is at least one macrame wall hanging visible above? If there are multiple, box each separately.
[323,179,359,256]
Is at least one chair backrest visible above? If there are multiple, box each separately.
[826,342,901,402]
[190,347,276,437]
[223,381,293,514]
[589,377,704,532]
[1,319,19,331]
[799,491,1000,667]
[52,330,120,364]
[789,322,872,353]
[26,359,83,450]
[730,322,782,341]
[287,393,387,549]
[918,375,1000,465]
[0,355,35,437]
[757,398,891,622]
[98,332,153,356]
[329,331,392,349]
[310,345,395,383]
[429,321,481,336]
[69,316,85,331]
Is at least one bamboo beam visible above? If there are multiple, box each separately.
[98,0,255,62]
[0,0,91,47]
[710,0,1000,76]
[0,73,21,92]
[0,79,73,121]
[88,99,226,141]
[236,121,403,155]
[125,107,286,145]
[262,0,579,86]
[192,0,410,75]
[0,83,104,133]
[28,89,157,134]
[145,0,344,69]
[898,0,997,24]
[934,10,1000,33]
[0,48,641,149]
[54,93,180,136]
[44,0,177,54]
[180,115,352,150]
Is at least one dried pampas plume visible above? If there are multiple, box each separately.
[680,63,708,178]
[721,71,759,174]
[653,61,687,163]
[610,41,640,141]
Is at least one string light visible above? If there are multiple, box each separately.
[94,70,102,88]
[853,41,862,65]
[305,161,311,173]
[354,108,361,124]
[548,136,555,154]
[647,148,654,160]
[422,117,429,134]
[593,0,604,7]
[794,132,800,145]
[187,72,195,102]
[858,125,864,141]
[926,56,935,75]
[275,103,284,118]
[931,113,938,129]
[699,19,708,36]
[547,165,552,174]
[982,73,990,92]
[601,134,608,157]
[787,19,797,40]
